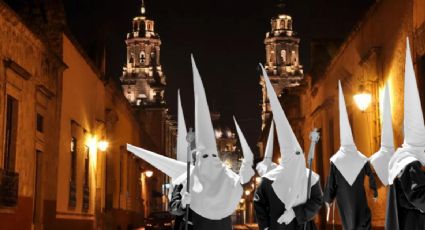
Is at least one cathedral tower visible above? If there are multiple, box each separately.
[260,3,304,129]
[120,0,166,107]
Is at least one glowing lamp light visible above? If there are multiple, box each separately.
[240,198,245,203]
[97,140,109,152]
[353,85,372,112]
[245,190,251,196]
[144,170,153,178]
[255,177,262,185]
[87,136,98,150]
[214,129,223,138]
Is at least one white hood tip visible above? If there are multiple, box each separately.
[176,89,189,162]
[388,37,425,185]
[256,121,277,177]
[403,38,425,147]
[369,83,395,186]
[338,80,356,148]
[233,116,254,163]
[191,55,218,155]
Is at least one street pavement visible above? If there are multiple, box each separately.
[233,224,259,230]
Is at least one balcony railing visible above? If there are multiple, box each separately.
[68,181,76,208]
[0,169,19,207]
[82,184,89,211]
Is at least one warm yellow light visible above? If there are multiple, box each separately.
[240,198,245,203]
[97,140,109,151]
[255,177,262,184]
[215,129,222,138]
[353,93,372,112]
[245,190,251,196]
[145,170,153,178]
[87,136,97,150]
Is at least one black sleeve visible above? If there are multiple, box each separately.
[399,161,425,212]
[254,178,271,229]
[364,162,378,198]
[324,163,337,204]
[169,184,186,216]
[293,180,324,224]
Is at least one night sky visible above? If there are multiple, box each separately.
[63,0,374,151]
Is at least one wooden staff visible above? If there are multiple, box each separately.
[304,128,320,230]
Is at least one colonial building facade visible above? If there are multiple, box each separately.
[0,1,149,229]
[297,0,425,228]
[0,2,64,229]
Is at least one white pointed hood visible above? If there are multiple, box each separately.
[183,55,243,220]
[256,121,278,176]
[176,90,189,162]
[389,38,425,185]
[369,84,394,185]
[127,144,187,179]
[233,117,256,183]
[233,117,254,163]
[192,57,218,155]
[260,64,318,208]
[330,81,368,186]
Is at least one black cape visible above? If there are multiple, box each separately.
[254,177,324,230]
[324,162,377,230]
[169,184,232,230]
[385,161,425,230]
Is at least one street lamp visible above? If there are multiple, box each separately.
[144,170,153,178]
[255,176,262,185]
[97,140,109,152]
[353,84,372,112]
[245,189,251,196]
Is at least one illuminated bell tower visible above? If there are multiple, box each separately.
[120,0,165,107]
[260,3,304,129]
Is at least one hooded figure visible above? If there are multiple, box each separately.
[323,81,377,230]
[386,38,425,230]
[256,121,279,177]
[254,64,323,230]
[168,90,193,230]
[129,56,255,230]
[369,83,395,186]
[127,91,192,229]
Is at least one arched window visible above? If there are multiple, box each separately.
[281,50,286,63]
[129,53,134,64]
[139,51,146,63]
[291,50,297,64]
[287,20,292,30]
[269,49,275,63]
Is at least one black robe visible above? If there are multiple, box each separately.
[169,184,232,230]
[324,162,377,230]
[254,177,324,230]
[385,161,425,230]
[169,184,192,230]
